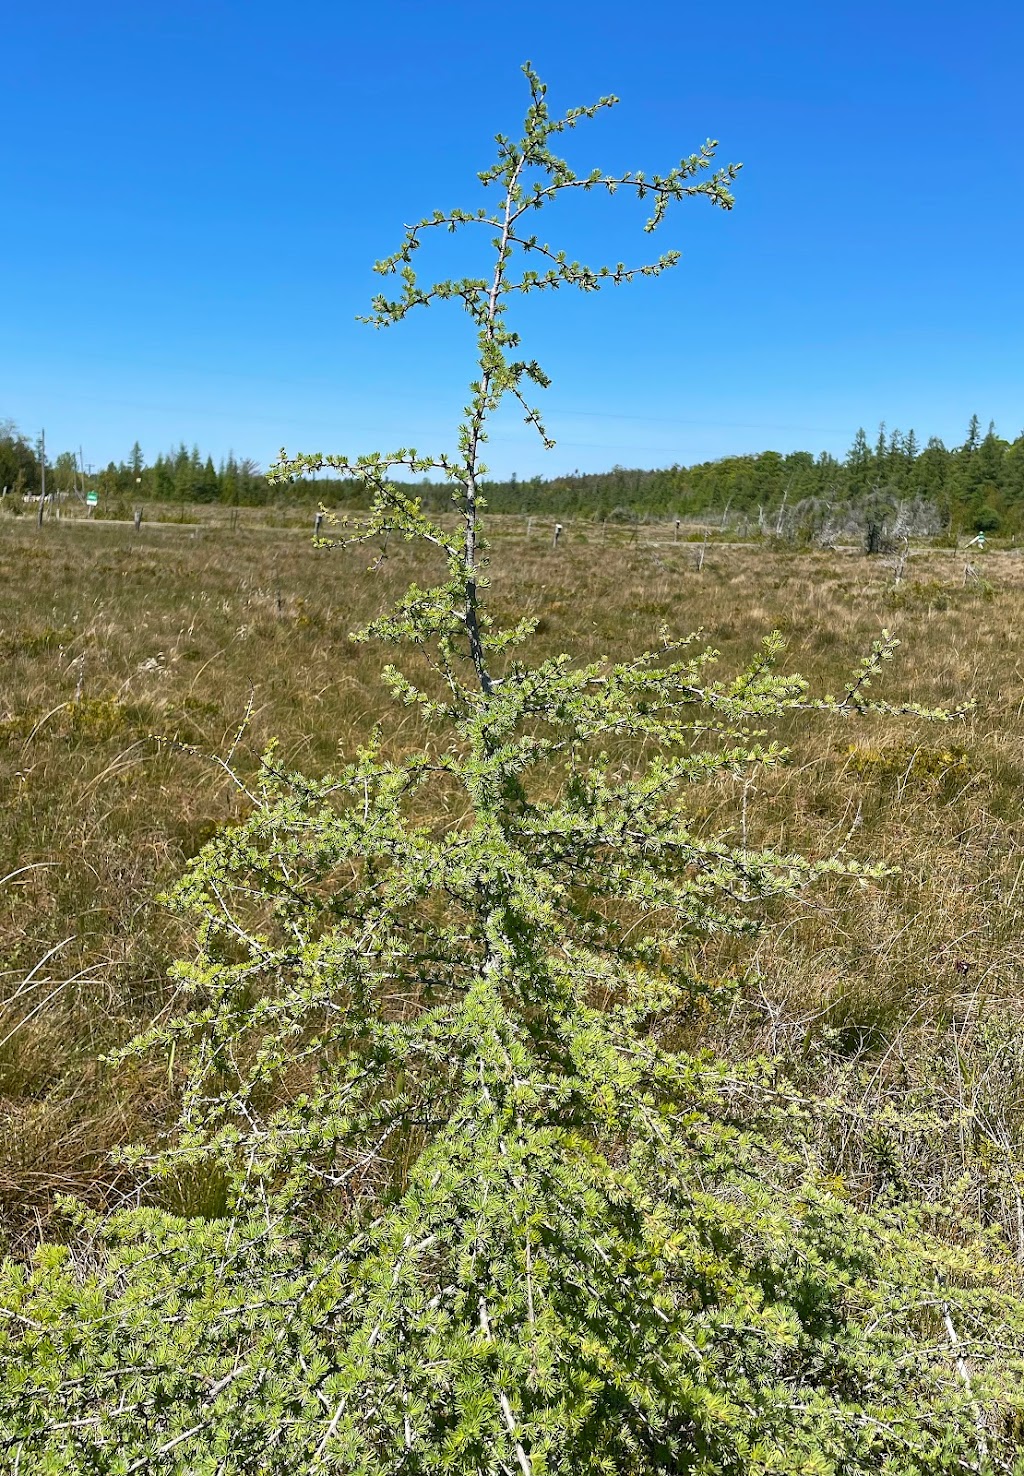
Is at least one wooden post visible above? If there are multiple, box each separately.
[553,522,563,548]
[314,511,324,538]
[134,507,143,533]
[526,517,533,540]
[674,518,680,542]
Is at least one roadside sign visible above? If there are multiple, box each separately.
[86,492,98,507]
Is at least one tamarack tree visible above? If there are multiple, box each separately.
[3,65,1024,1475]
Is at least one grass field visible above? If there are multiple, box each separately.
[2,510,1023,1246]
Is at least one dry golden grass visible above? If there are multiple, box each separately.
[2,511,1022,1237]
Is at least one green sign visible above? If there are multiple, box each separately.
[86,492,98,507]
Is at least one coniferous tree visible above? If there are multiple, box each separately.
[221,452,239,506]
[874,421,888,466]
[198,454,219,502]
[3,70,1024,1474]
[846,426,872,498]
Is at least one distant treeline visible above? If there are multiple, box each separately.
[0,429,266,511]
[4,416,1023,533]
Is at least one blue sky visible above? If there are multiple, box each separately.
[2,0,1022,478]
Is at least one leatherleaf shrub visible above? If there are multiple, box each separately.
[4,65,1024,1475]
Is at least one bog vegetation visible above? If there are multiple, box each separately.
[3,66,1024,1474]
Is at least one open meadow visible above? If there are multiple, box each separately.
[2,509,1023,1246]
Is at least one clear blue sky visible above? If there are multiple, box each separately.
[3,0,1022,478]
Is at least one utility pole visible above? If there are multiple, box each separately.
[37,428,46,527]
